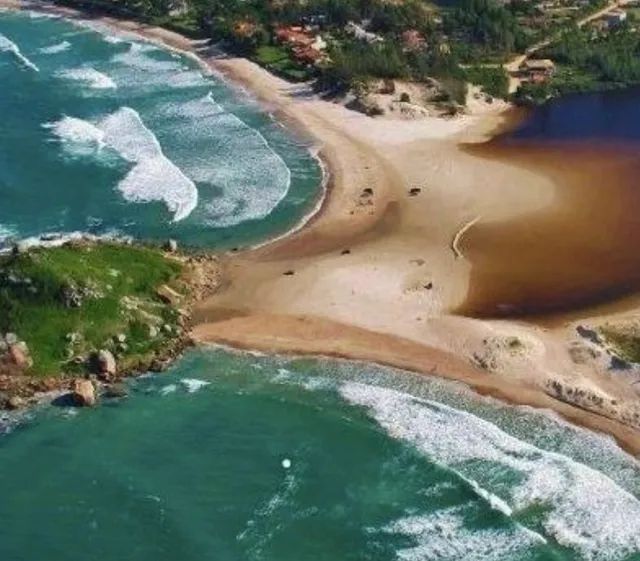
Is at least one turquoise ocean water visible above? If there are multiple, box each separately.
[0,10,321,250]
[2,348,640,561]
[2,10,640,561]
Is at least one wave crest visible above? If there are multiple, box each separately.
[0,32,39,72]
[39,41,71,55]
[160,93,291,227]
[57,67,116,89]
[340,382,640,561]
[99,107,198,221]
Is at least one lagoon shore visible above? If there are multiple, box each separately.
[5,0,640,455]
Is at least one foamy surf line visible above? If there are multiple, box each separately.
[0,32,39,71]
[340,382,640,561]
[0,231,132,255]
[45,108,198,221]
[39,40,70,54]
[56,67,117,89]
[248,145,329,252]
[100,107,198,221]
[194,92,292,227]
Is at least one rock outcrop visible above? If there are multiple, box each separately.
[72,379,96,407]
[94,350,116,380]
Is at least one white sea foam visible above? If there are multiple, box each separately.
[159,384,177,396]
[383,507,541,561]
[27,10,58,20]
[44,116,105,154]
[44,108,197,221]
[159,93,291,227]
[99,107,198,221]
[180,378,210,393]
[0,32,39,72]
[57,67,117,89]
[340,382,640,561]
[0,224,16,242]
[39,40,71,55]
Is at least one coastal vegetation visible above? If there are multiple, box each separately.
[527,22,640,98]
[55,0,640,104]
[0,243,185,379]
[601,323,640,363]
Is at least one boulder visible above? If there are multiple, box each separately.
[8,343,32,369]
[7,396,25,410]
[72,379,96,407]
[164,239,178,253]
[104,383,128,399]
[155,284,182,306]
[59,283,84,308]
[4,333,19,346]
[95,349,117,378]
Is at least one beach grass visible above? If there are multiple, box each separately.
[0,244,184,377]
[600,324,640,364]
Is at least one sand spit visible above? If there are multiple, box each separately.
[4,0,640,455]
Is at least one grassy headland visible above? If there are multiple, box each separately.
[0,242,220,404]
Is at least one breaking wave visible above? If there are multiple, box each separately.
[56,66,116,89]
[383,507,542,561]
[159,92,291,227]
[99,107,198,221]
[45,108,198,221]
[0,224,16,243]
[340,382,640,561]
[0,32,39,72]
[106,42,206,92]
[180,378,211,393]
[44,116,105,156]
[39,40,71,55]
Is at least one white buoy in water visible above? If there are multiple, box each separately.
[281,458,292,469]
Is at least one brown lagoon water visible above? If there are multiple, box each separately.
[458,89,640,318]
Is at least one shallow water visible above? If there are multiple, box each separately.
[1,348,640,561]
[0,11,321,250]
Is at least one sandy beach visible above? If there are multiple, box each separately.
[4,0,640,455]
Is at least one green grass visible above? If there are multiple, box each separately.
[600,325,640,363]
[0,244,184,377]
[465,66,509,99]
[253,45,312,82]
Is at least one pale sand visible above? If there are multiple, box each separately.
[5,0,640,454]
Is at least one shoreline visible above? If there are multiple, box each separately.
[3,0,640,457]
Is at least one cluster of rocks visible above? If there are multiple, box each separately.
[0,241,222,413]
[59,280,103,309]
[181,253,222,304]
[69,349,126,407]
[0,333,33,375]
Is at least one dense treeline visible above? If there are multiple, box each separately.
[58,0,513,100]
[444,0,530,60]
[551,25,640,83]
[518,23,640,101]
